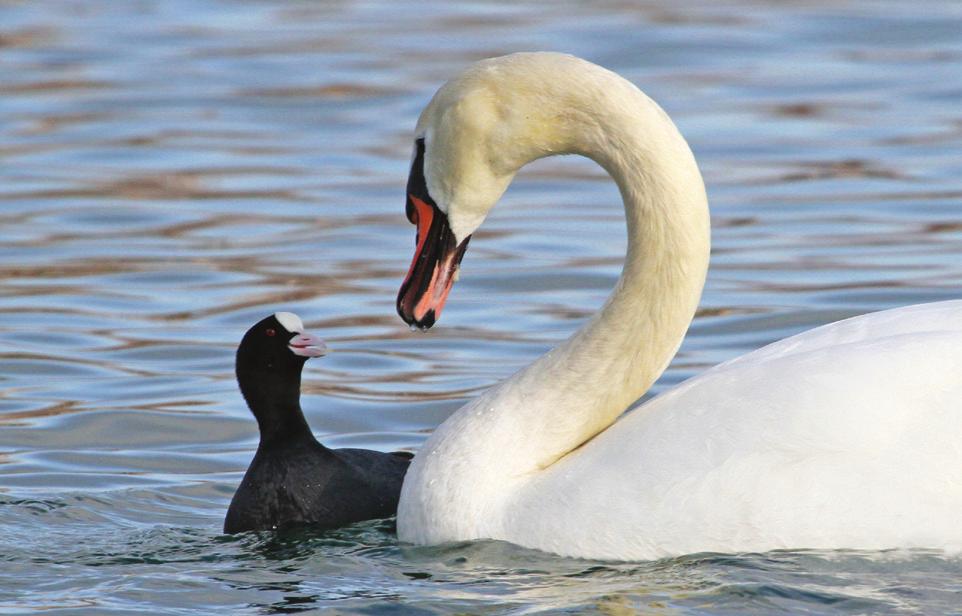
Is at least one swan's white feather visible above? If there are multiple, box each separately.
[506,301,962,559]
[397,52,962,561]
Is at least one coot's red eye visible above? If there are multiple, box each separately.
[265,328,276,337]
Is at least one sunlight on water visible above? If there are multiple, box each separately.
[1,0,961,613]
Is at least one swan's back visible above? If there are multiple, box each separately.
[505,301,962,560]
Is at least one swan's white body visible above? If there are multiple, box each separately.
[397,52,962,561]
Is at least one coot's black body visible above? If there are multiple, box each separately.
[224,312,411,534]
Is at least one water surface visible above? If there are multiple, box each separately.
[1,0,962,613]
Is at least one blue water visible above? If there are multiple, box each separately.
[2,0,962,613]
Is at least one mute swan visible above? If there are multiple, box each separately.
[225,312,410,533]
[394,52,962,560]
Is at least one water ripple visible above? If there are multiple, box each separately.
[1,0,961,613]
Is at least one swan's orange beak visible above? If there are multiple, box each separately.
[397,195,470,329]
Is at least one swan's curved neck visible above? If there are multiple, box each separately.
[401,60,709,540]
[498,94,711,471]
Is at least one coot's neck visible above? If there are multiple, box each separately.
[237,368,317,447]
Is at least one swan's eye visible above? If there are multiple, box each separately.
[405,138,428,225]
[265,328,276,337]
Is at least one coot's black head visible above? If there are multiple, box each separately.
[236,312,327,443]
[237,312,326,375]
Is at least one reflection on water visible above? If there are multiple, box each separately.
[1,0,961,613]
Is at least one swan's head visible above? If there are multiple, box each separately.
[397,53,591,328]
